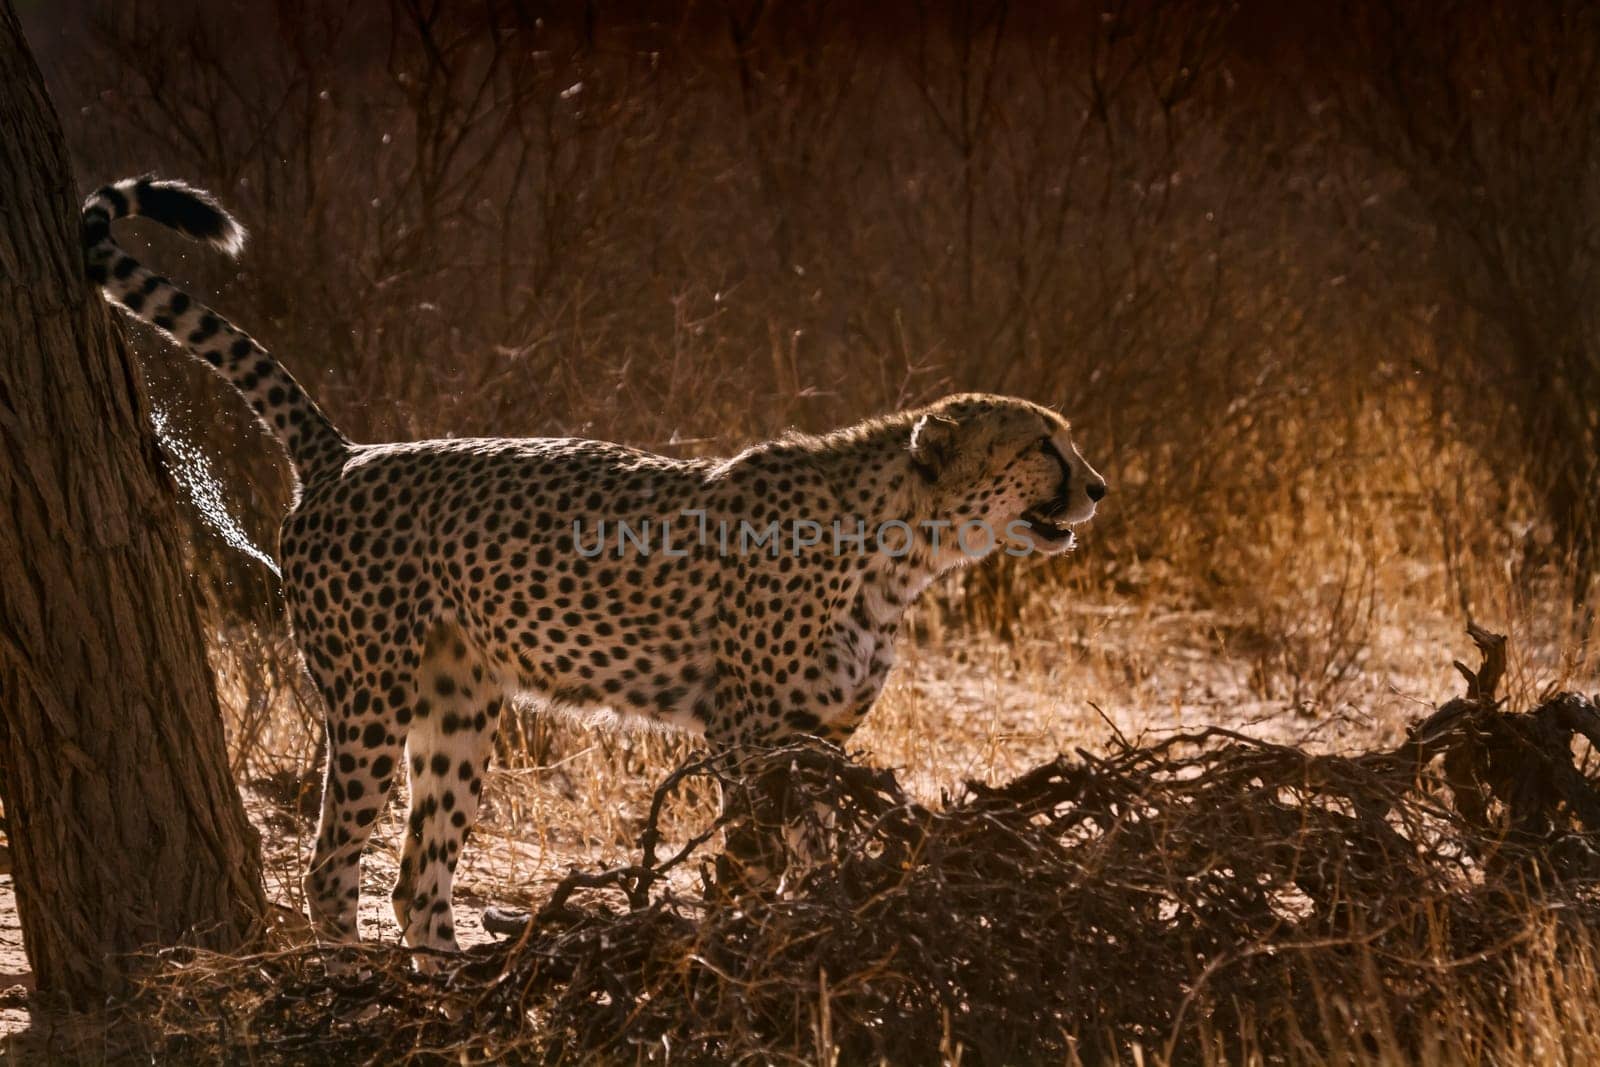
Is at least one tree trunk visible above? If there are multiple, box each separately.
[0,0,264,1008]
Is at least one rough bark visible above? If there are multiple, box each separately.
[0,0,264,1007]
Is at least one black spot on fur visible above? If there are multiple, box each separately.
[96,184,128,217]
[189,314,221,343]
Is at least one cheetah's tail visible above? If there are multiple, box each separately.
[82,176,351,485]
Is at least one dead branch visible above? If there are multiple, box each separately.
[130,627,1600,1064]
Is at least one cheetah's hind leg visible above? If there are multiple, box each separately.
[303,660,413,947]
[392,620,502,962]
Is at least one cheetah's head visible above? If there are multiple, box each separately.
[907,393,1106,561]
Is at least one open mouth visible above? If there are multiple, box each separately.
[1018,509,1077,545]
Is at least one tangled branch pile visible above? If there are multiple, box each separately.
[137,628,1600,1064]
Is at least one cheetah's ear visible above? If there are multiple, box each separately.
[908,413,960,483]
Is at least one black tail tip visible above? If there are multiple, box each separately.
[117,176,247,255]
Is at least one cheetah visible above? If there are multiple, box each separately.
[83,177,1107,955]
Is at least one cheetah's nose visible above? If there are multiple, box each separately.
[1086,481,1108,502]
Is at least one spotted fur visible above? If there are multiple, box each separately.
[84,177,1107,954]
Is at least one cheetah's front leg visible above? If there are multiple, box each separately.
[706,727,853,893]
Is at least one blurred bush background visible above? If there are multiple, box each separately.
[18,0,1599,652]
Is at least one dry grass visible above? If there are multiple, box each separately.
[108,327,1600,1065]
[11,2,1600,1060]
[128,628,1600,1065]
[157,356,1598,1066]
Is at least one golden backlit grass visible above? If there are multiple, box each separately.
[191,403,1600,1063]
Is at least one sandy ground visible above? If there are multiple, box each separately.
[0,869,29,1040]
